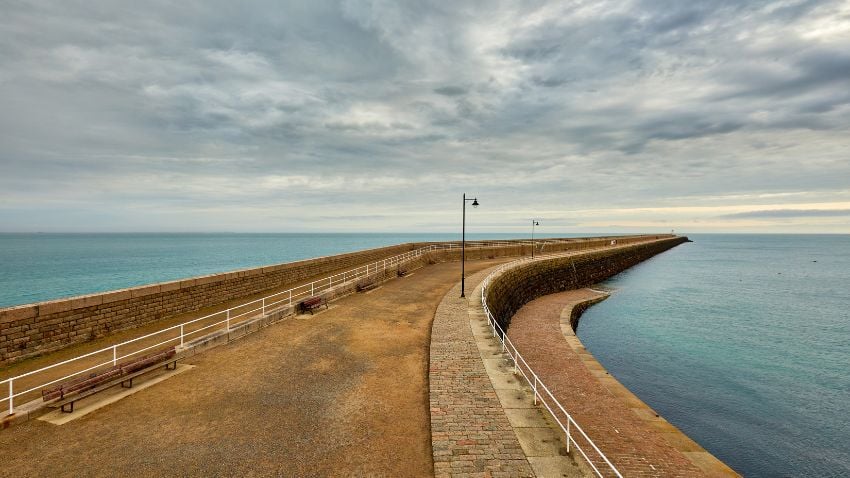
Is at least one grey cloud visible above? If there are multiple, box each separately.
[643,119,745,142]
[531,76,569,88]
[433,86,467,96]
[649,9,703,34]
[718,48,850,102]
[765,0,830,22]
[1,0,849,232]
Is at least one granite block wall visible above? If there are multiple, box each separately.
[0,242,416,364]
[484,237,688,330]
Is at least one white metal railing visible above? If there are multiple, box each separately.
[480,254,624,478]
[0,235,639,416]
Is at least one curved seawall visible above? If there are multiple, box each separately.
[482,237,738,476]
[484,236,688,330]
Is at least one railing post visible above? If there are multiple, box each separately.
[566,418,571,453]
[262,298,266,316]
[180,324,184,346]
[533,376,538,405]
[226,309,230,331]
[289,290,292,305]
[8,380,13,416]
[311,283,314,297]
[112,345,117,366]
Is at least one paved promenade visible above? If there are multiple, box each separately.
[0,260,504,477]
[507,289,738,477]
[429,268,535,478]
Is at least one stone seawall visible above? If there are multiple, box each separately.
[0,242,416,364]
[567,294,610,331]
[0,235,670,365]
[484,237,688,330]
[423,234,668,263]
[485,240,739,477]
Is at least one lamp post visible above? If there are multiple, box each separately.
[461,193,479,298]
[531,219,540,258]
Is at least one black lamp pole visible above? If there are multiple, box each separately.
[531,219,540,258]
[461,193,479,298]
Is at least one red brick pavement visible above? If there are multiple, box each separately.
[507,289,710,478]
[429,269,535,478]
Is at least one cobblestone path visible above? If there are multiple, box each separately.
[429,268,536,478]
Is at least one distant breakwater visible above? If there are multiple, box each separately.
[0,235,668,365]
[483,236,688,331]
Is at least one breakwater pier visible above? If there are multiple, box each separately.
[0,235,736,477]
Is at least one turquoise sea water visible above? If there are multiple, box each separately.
[0,232,572,308]
[577,234,850,477]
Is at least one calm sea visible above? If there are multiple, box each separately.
[0,232,572,308]
[577,234,850,477]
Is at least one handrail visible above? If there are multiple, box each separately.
[1,236,631,416]
[479,252,624,478]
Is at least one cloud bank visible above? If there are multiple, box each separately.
[1,0,849,233]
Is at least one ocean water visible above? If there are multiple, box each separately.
[0,232,573,308]
[577,234,850,477]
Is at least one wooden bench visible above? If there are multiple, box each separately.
[299,296,328,314]
[42,347,179,413]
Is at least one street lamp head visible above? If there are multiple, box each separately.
[471,198,479,208]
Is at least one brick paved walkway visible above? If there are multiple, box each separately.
[508,289,736,478]
[429,268,535,478]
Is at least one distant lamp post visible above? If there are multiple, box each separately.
[531,220,540,258]
[461,193,479,298]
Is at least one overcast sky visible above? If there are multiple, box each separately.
[1,0,849,233]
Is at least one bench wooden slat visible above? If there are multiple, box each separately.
[49,356,180,413]
[42,346,178,405]
[119,348,175,375]
[64,368,124,396]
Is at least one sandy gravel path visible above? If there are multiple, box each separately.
[0,260,505,477]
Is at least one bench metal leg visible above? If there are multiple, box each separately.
[121,378,133,388]
[165,360,177,371]
[61,401,74,413]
